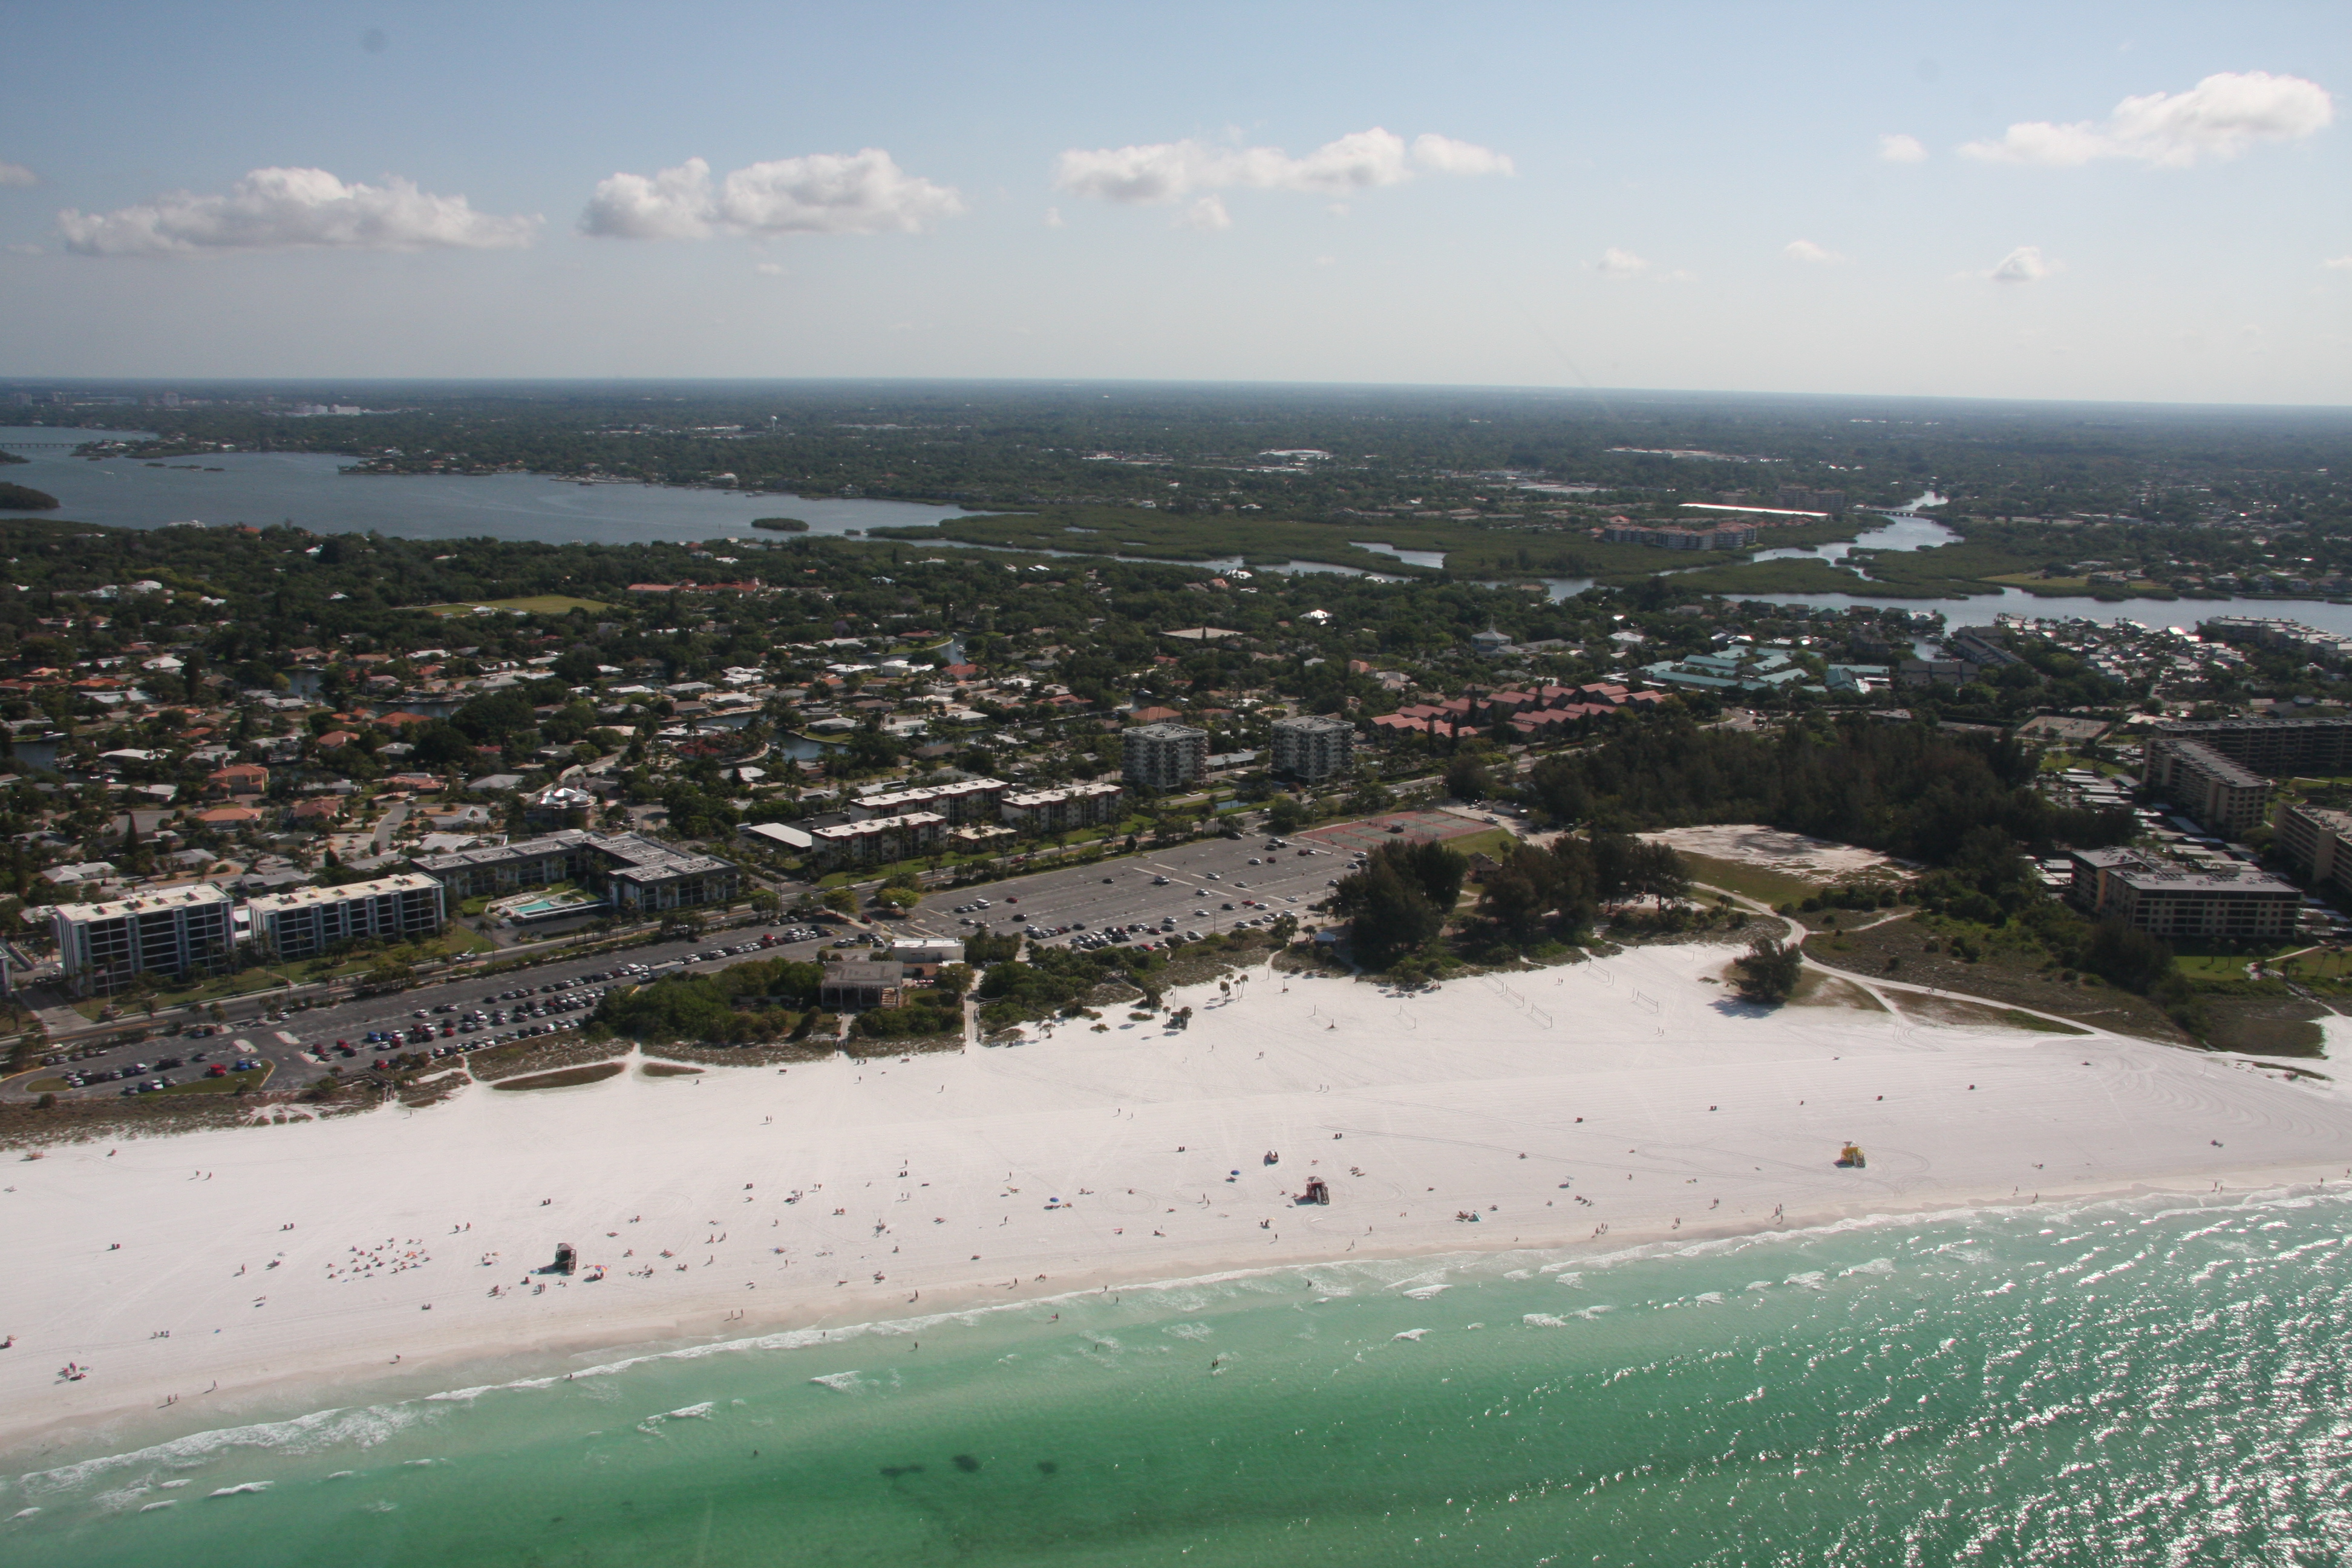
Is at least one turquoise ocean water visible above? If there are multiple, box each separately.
[8,1188,2351,1566]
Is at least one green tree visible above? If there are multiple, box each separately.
[1330,841,1467,968]
[1731,936,1803,1003]
[1444,751,1493,802]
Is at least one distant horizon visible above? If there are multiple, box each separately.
[7,376,2351,417]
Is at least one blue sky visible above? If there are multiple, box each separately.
[0,0,2345,402]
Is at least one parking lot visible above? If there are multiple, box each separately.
[8,924,849,1103]
[901,830,1356,952]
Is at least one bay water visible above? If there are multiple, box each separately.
[0,428,970,546]
[8,1186,2350,1565]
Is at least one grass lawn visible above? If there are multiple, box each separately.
[2174,949,2275,982]
[154,1062,274,1095]
[1443,828,1519,862]
[422,594,610,617]
[1676,850,1830,909]
[76,965,298,1020]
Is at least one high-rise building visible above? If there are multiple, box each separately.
[53,884,236,998]
[1123,723,1210,792]
[2276,800,2352,898]
[1270,714,1356,783]
[247,874,447,961]
[2149,717,2352,778]
[2144,737,2274,838]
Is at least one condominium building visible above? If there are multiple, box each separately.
[999,781,1124,834]
[2143,736,2274,838]
[1599,523,1757,550]
[808,811,947,868]
[247,873,446,961]
[2149,717,2352,778]
[846,777,1008,825]
[413,830,739,912]
[53,883,235,998]
[590,835,740,910]
[413,829,596,901]
[2200,617,2352,666]
[2274,801,2352,898]
[1123,722,1209,792]
[1270,713,1356,783]
[2066,848,2298,942]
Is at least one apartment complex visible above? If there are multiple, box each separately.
[2274,801,2352,898]
[1123,722,1210,791]
[846,777,1008,825]
[998,781,1124,834]
[1774,486,1847,514]
[591,835,740,910]
[2065,848,2299,942]
[2200,616,2352,666]
[1270,713,1355,783]
[2149,717,2352,778]
[808,811,947,869]
[53,883,236,998]
[247,873,446,961]
[413,830,739,912]
[413,829,596,900]
[1600,522,1758,550]
[2143,736,2275,838]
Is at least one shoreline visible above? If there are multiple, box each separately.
[8,941,2351,1469]
[11,1160,2347,1477]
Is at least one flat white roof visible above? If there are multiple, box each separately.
[247,872,442,916]
[53,883,231,923]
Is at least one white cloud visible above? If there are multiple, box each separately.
[56,167,538,256]
[581,149,963,240]
[1050,126,1509,220]
[1988,245,2054,284]
[579,157,717,239]
[1177,195,1232,231]
[1043,206,1064,228]
[1596,247,1648,279]
[0,162,39,189]
[2324,255,2352,271]
[753,260,784,276]
[1877,134,1928,164]
[1961,70,2334,168]
[1409,132,1515,177]
[1783,239,1846,264]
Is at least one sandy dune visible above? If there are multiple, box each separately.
[5,941,2347,1459]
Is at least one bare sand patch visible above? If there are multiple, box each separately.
[1647,824,1903,881]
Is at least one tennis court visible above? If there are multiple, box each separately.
[1302,809,1492,856]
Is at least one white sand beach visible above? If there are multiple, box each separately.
[5,941,2349,1459]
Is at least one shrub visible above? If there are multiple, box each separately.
[1732,936,1803,1003]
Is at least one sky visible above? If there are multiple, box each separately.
[0,0,2346,404]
